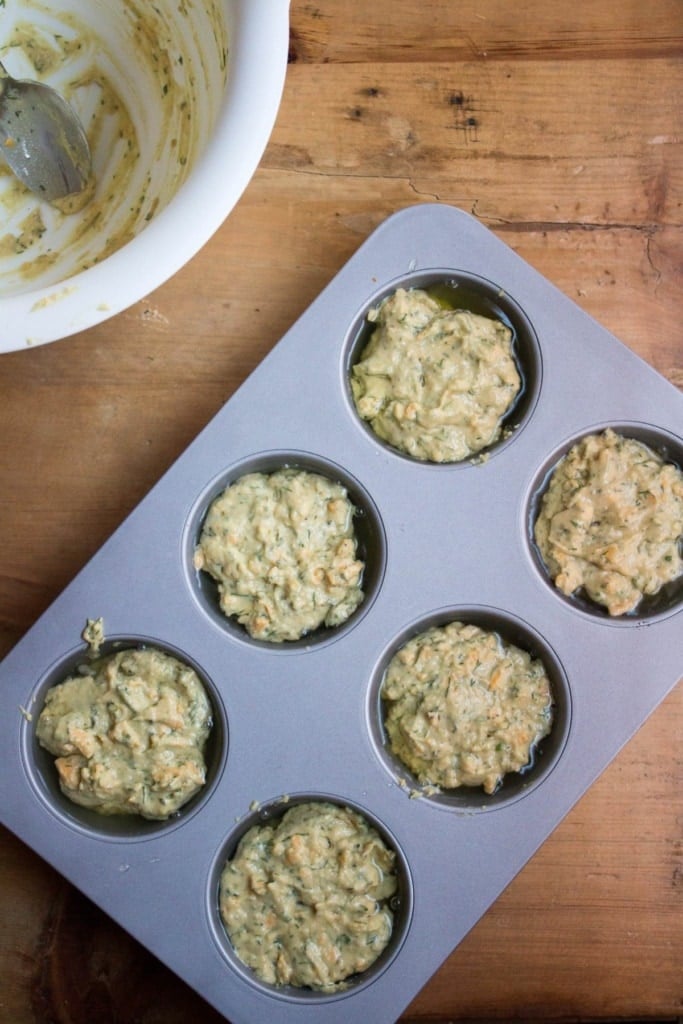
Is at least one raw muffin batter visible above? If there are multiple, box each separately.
[219,801,397,991]
[534,429,683,615]
[381,621,553,794]
[194,469,365,642]
[350,287,521,462]
[36,647,212,819]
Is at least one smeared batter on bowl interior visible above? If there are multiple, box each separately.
[351,287,521,462]
[194,469,365,642]
[382,621,553,794]
[219,801,397,992]
[0,0,228,295]
[534,429,683,616]
[36,647,212,819]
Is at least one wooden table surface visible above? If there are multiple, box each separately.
[1,3,681,1022]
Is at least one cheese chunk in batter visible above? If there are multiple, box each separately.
[351,287,521,462]
[220,801,397,992]
[194,469,365,642]
[534,429,683,616]
[382,621,553,795]
[36,648,212,819]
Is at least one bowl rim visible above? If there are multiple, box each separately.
[1,0,291,353]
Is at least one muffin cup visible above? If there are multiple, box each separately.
[344,269,541,464]
[207,792,413,1003]
[22,636,227,840]
[526,421,683,622]
[367,606,571,812]
[185,451,387,650]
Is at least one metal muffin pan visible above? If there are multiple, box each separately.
[1,204,681,1023]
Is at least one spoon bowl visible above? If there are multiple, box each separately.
[0,60,91,206]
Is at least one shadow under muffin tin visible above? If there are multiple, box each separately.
[1,205,681,1024]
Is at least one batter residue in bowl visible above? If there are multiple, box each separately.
[0,0,228,296]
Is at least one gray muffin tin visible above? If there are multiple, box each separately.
[1,204,682,1024]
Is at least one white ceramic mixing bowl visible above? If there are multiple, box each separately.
[0,0,290,352]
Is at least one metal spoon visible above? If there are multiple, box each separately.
[0,60,91,207]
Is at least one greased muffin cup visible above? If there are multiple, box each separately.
[186,451,386,649]
[24,637,227,840]
[527,422,683,621]
[207,793,413,1001]
[1,205,681,1024]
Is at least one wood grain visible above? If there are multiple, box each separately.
[0,1,681,1021]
